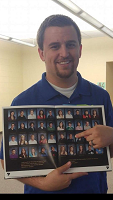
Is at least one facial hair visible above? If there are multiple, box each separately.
[55,56,79,79]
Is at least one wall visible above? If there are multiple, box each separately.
[78,36,113,84]
[106,62,113,104]
[0,40,23,131]
[22,45,45,91]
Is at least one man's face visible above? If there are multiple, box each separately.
[38,26,82,84]
[12,150,16,155]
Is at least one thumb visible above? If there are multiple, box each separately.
[57,161,71,174]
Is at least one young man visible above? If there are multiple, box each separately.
[0,14,113,194]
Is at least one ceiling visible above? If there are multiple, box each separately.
[0,0,113,45]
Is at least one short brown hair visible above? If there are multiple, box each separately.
[37,14,81,50]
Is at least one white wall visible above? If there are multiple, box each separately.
[0,40,23,131]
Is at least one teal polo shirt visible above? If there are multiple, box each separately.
[1,71,113,193]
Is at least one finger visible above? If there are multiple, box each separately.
[67,172,88,180]
[85,135,94,142]
[75,129,92,138]
[57,161,71,174]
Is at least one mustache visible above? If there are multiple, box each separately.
[55,57,73,63]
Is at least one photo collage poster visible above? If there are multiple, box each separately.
[3,105,111,178]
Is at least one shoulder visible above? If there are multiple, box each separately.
[11,80,41,106]
[83,77,110,101]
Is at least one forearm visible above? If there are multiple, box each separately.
[17,176,45,191]
[1,159,46,191]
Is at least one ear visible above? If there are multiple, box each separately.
[38,48,45,61]
[79,44,82,58]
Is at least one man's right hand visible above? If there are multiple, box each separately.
[42,161,88,191]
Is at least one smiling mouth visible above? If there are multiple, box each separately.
[57,60,71,65]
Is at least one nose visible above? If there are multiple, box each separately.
[59,45,69,57]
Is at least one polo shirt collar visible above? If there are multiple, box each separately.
[40,71,91,101]
[40,72,60,100]
[75,71,91,96]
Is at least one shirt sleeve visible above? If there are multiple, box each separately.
[104,92,113,127]
[0,138,3,160]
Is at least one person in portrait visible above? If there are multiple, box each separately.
[84,121,91,130]
[8,110,16,121]
[47,110,54,119]
[19,147,28,158]
[82,110,91,119]
[56,109,64,119]
[29,134,37,144]
[96,148,103,154]
[9,135,17,146]
[59,132,66,143]
[77,144,85,155]
[28,109,36,119]
[57,121,65,131]
[86,145,94,155]
[48,133,56,143]
[91,109,99,119]
[29,147,37,157]
[92,120,100,127]
[19,134,27,145]
[37,109,45,119]
[39,133,47,144]
[9,148,18,159]
[28,121,36,132]
[67,133,74,143]
[37,121,46,131]
[65,109,73,118]
[74,109,82,119]
[8,122,16,133]
[47,121,55,131]
[66,121,74,130]
[75,121,83,130]
[50,146,57,157]
[59,145,67,156]
[18,122,27,132]
[18,110,26,120]
[39,147,47,157]
[68,145,76,155]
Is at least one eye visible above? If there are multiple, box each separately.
[50,44,60,50]
[67,43,76,49]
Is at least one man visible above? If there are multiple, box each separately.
[10,148,18,159]
[59,133,67,143]
[29,134,37,144]
[37,121,46,131]
[66,121,74,130]
[0,14,113,193]
[84,120,91,130]
[48,133,56,143]
[28,122,36,132]
[86,145,94,155]
[9,135,17,146]
[28,109,36,119]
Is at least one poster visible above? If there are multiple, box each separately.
[2,105,111,179]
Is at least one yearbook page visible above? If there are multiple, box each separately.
[2,105,112,179]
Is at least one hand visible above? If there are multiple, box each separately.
[75,125,113,148]
[42,161,88,191]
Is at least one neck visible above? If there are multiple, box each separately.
[46,72,78,88]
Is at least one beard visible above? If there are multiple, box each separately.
[55,61,78,79]
[56,68,74,78]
